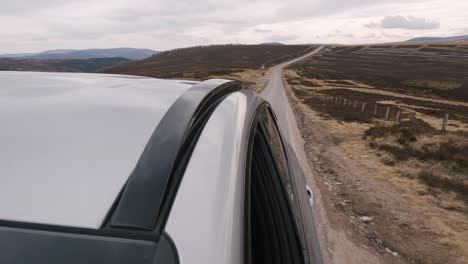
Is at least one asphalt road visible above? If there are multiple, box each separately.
[260,46,326,263]
[261,46,394,264]
[261,46,325,151]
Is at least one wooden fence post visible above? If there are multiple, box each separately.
[354,100,357,108]
[361,102,366,111]
[395,109,401,124]
[385,106,390,121]
[374,104,378,116]
[442,114,449,131]
[343,99,347,107]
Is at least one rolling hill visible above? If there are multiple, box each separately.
[0,57,131,73]
[406,35,468,43]
[290,43,468,101]
[101,44,315,79]
[0,48,158,60]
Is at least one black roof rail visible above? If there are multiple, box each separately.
[108,79,242,233]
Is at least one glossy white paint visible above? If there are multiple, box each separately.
[0,71,195,228]
[166,92,249,264]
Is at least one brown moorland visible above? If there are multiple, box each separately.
[286,43,468,263]
[101,44,316,80]
[291,43,468,101]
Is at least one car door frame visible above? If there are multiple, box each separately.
[244,104,322,264]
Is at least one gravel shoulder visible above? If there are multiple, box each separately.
[285,82,468,264]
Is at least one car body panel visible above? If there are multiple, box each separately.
[109,79,237,230]
[0,72,322,263]
[166,91,262,264]
[0,71,195,229]
[286,144,323,263]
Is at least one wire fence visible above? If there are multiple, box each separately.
[326,95,450,131]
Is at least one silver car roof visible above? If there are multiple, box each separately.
[166,92,253,263]
[0,71,196,228]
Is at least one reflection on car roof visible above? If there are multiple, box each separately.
[0,71,196,229]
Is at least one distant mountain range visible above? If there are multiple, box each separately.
[0,48,158,60]
[0,57,131,73]
[406,35,468,43]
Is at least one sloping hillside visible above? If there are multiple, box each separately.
[0,48,158,60]
[287,42,468,264]
[291,43,468,101]
[0,57,131,73]
[101,44,315,79]
[406,35,468,43]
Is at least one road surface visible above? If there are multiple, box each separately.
[261,46,325,150]
[261,46,325,263]
[260,46,388,264]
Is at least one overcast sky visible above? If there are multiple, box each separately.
[1,0,467,53]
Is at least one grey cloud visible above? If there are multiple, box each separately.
[0,0,71,15]
[0,0,460,53]
[254,29,273,33]
[268,34,299,42]
[362,32,410,40]
[103,0,411,34]
[105,1,232,21]
[453,27,468,35]
[326,30,354,38]
[276,0,419,23]
[278,0,373,18]
[367,16,440,30]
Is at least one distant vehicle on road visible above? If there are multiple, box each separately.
[0,72,321,264]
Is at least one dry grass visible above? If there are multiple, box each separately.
[291,43,468,101]
[418,170,468,199]
[288,77,468,262]
[364,121,468,199]
[204,68,271,92]
[288,83,468,263]
[286,66,468,210]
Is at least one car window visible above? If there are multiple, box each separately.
[259,110,291,187]
[0,226,158,264]
[0,225,177,264]
[246,108,305,264]
[258,109,307,249]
